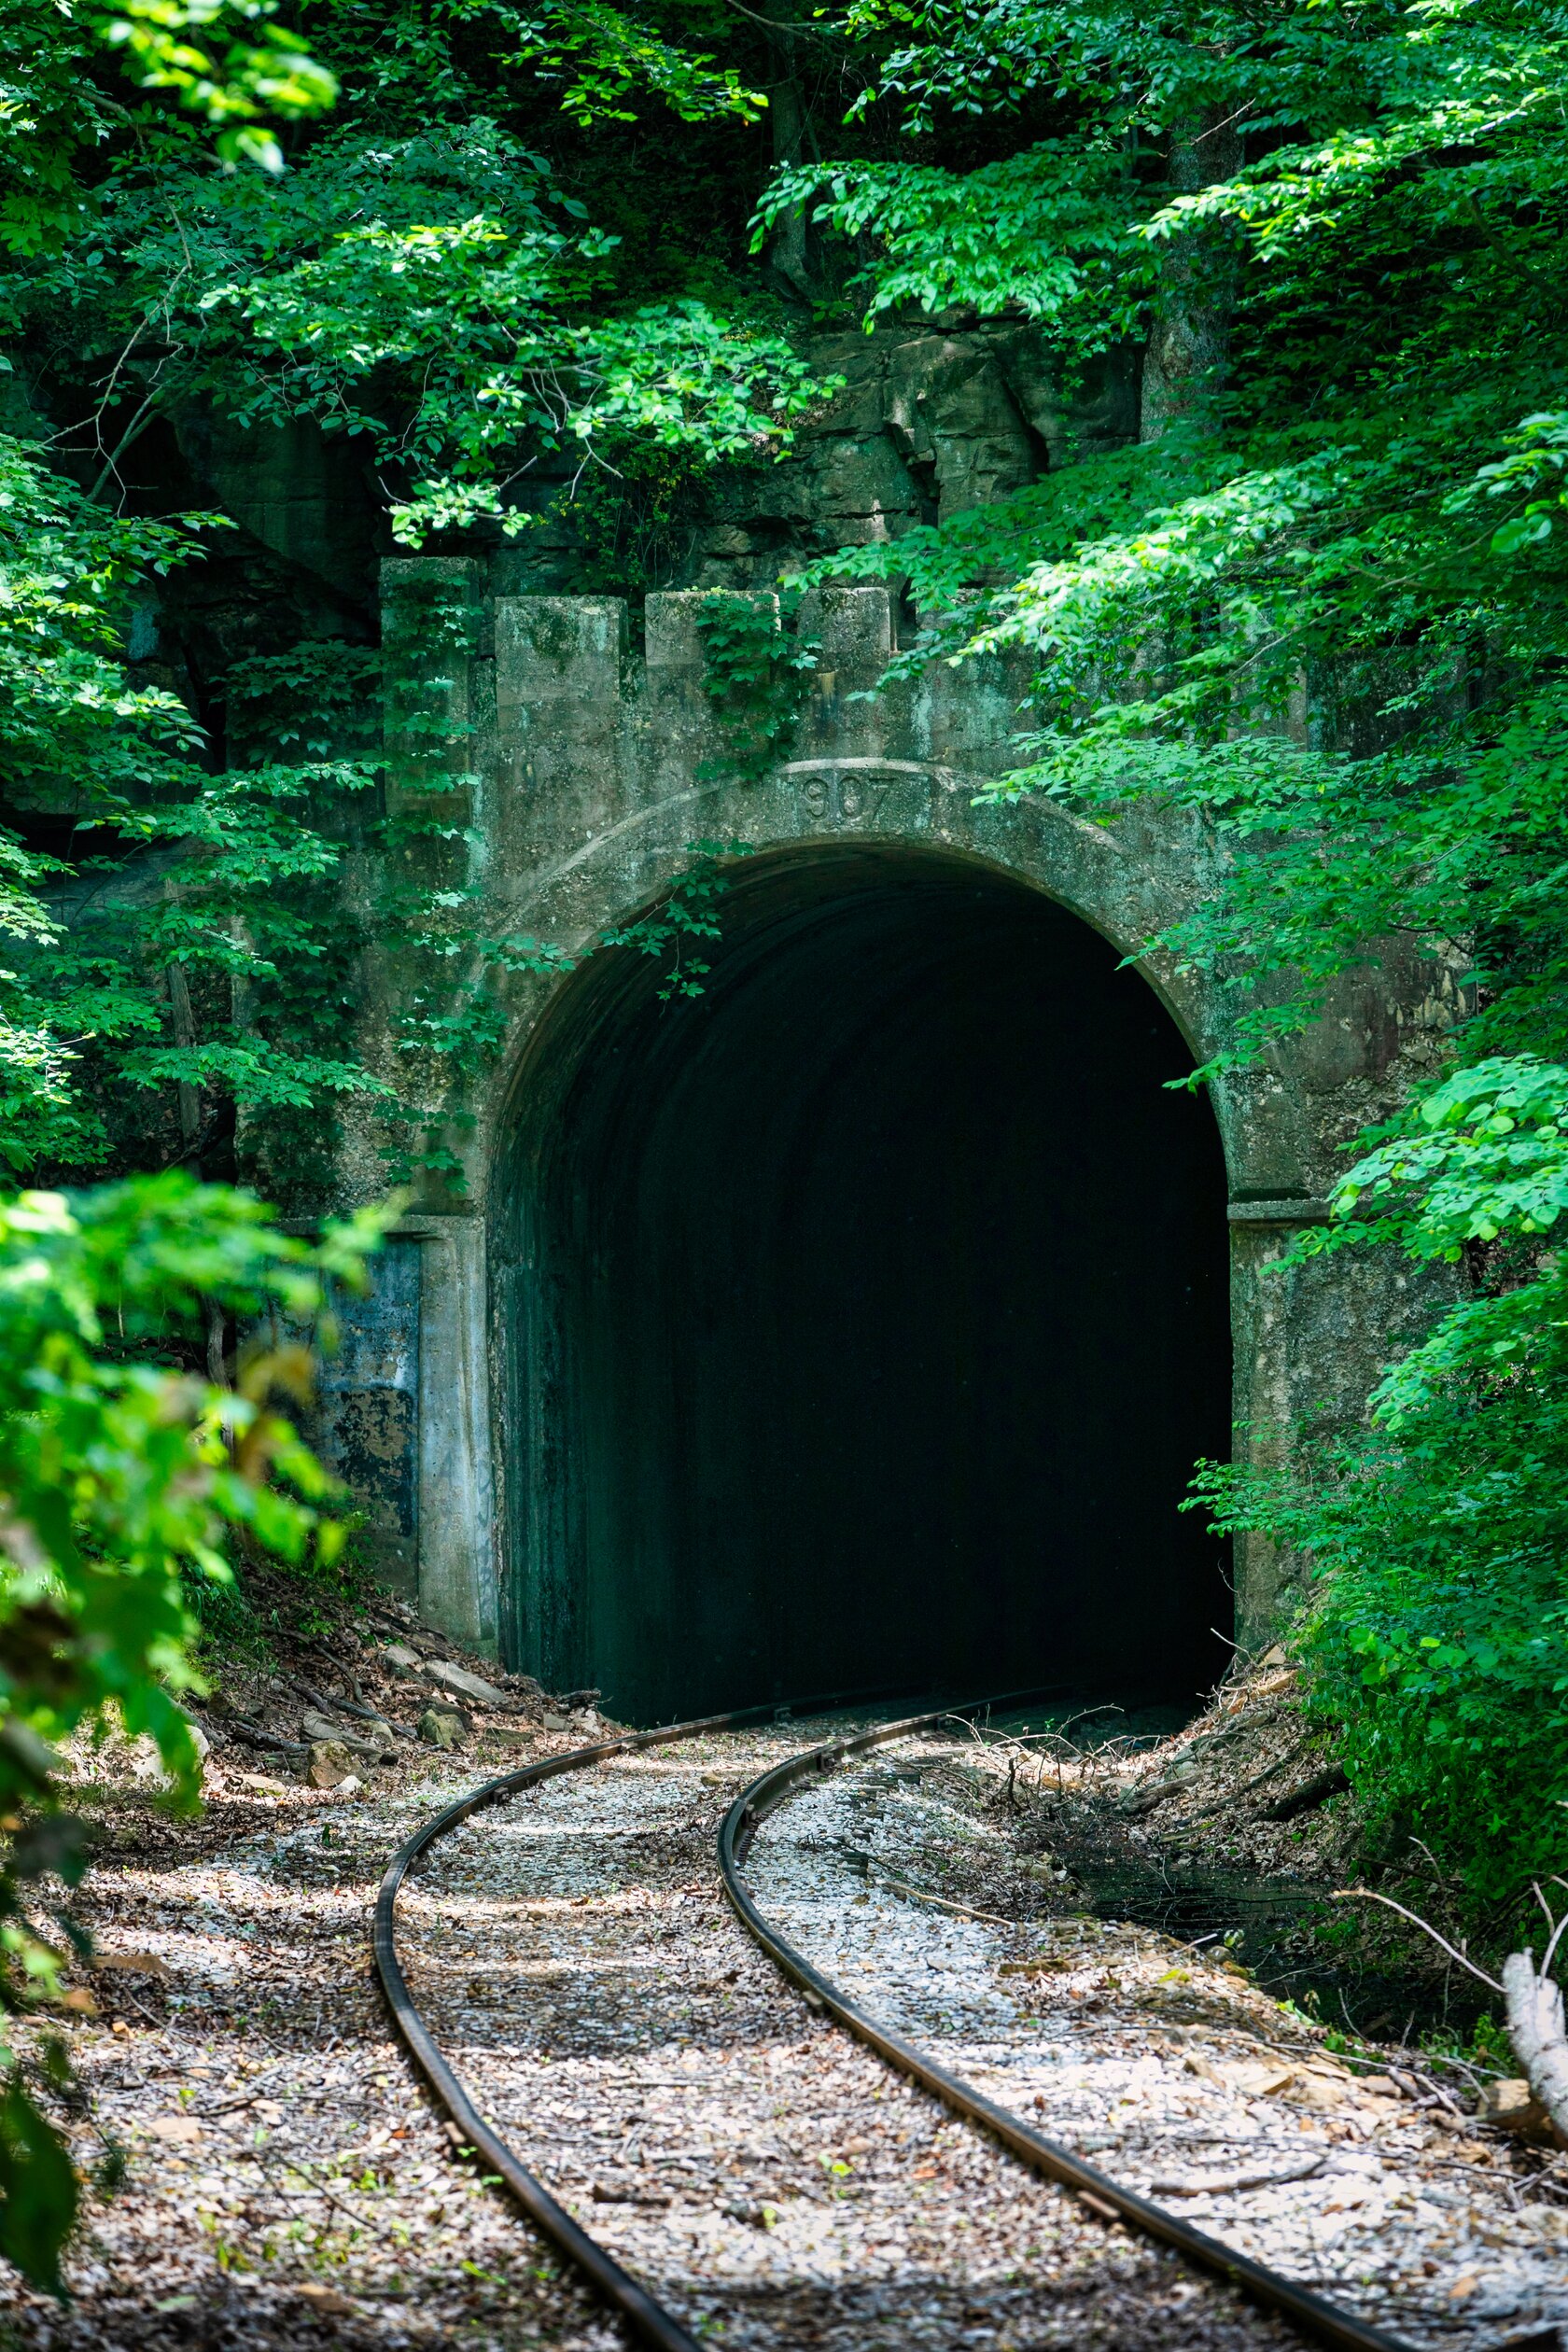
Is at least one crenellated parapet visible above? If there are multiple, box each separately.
[386,568,1029,806]
[377,568,1199,997]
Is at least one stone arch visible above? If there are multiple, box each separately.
[488,834,1242,1722]
[483,789,1317,1214]
[366,572,1436,1669]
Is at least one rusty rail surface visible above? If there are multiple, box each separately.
[375,1692,1416,2352]
[718,1706,1415,2352]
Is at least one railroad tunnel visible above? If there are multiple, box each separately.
[497,844,1232,1727]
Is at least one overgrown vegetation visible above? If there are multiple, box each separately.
[0,1175,384,2286]
[694,592,818,785]
[7,0,1568,2268]
[786,0,1568,1914]
[1196,1061,1568,1906]
[0,0,819,2274]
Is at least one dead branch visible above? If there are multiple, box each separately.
[1330,1887,1503,1991]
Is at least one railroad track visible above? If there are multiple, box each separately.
[375,1699,1430,2352]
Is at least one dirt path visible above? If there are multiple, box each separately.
[2,1711,1562,2352]
[400,1723,1293,2351]
[743,1731,1568,2349]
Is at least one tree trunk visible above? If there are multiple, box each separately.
[764,19,815,301]
[166,959,228,1383]
[165,959,203,1168]
[1140,115,1242,444]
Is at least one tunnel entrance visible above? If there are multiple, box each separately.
[497,845,1232,1727]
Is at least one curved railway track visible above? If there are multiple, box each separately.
[375,1697,1421,2352]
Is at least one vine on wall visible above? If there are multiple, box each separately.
[371,573,793,1189]
[694,592,818,787]
[601,842,756,1001]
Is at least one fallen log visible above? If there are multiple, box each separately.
[1266,1763,1350,1822]
[1501,1950,1568,2148]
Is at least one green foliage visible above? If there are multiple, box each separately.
[694,594,816,786]
[0,1173,384,2285]
[0,2,106,258]
[188,160,818,544]
[1307,1058,1568,1271]
[601,840,754,999]
[1469,411,1568,556]
[984,665,1568,1082]
[102,0,338,172]
[31,63,818,547]
[0,433,385,1182]
[0,2066,79,2293]
[564,438,708,594]
[1194,1053,1568,1898]
[783,0,1568,1907]
[756,144,1150,343]
[497,0,765,129]
[1195,1383,1568,1905]
[0,0,334,266]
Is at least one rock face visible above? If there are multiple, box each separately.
[151,320,1130,617]
[486,325,1138,594]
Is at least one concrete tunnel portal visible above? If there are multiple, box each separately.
[497,844,1233,1729]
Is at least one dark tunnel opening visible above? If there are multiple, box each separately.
[497,845,1233,1727]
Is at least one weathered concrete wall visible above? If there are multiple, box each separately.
[328,565,1455,1667]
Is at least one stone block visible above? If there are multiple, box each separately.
[495,597,628,719]
[884,337,1023,449]
[382,556,483,598]
[646,589,779,669]
[424,1658,510,1707]
[1477,2079,1556,2141]
[304,1739,357,1789]
[315,1237,421,1596]
[985,327,1139,463]
[798,584,893,679]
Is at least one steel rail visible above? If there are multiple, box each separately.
[374,1684,953,2352]
[375,1697,792,2352]
[717,1704,1417,2352]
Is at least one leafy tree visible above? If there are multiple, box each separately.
[1195,1063,1568,1900]
[0,1175,385,2288]
[0,431,383,1181]
[784,0,1568,1899]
